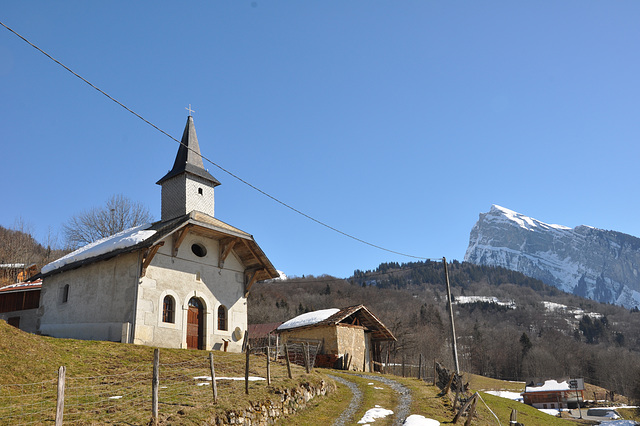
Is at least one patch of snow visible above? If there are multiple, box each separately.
[484,391,523,402]
[277,308,340,330]
[358,405,394,424]
[490,205,571,231]
[538,408,560,416]
[193,376,265,381]
[109,396,123,400]
[403,415,440,426]
[455,295,516,309]
[525,380,569,392]
[42,223,156,274]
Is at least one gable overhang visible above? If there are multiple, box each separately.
[40,211,278,285]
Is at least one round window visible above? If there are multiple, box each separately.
[191,243,207,257]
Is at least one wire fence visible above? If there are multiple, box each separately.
[0,346,305,426]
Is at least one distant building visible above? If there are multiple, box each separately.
[0,263,38,285]
[0,279,42,332]
[37,116,278,352]
[522,379,585,409]
[276,304,396,372]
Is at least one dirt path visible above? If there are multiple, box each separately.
[329,373,412,426]
[328,374,363,426]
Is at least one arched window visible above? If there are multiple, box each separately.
[218,305,228,331]
[163,295,175,323]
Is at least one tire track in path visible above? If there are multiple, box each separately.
[328,374,362,426]
[329,373,412,426]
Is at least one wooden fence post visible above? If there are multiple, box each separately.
[284,343,293,379]
[433,359,437,386]
[209,352,218,404]
[266,343,271,385]
[452,392,478,424]
[302,343,310,374]
[509,409,518,425]
[152,348,159,425]
[402,356,406,378]
[443,372,455,395]
[464,394,478,426]
[418,354,423,380]
[55,366,66,426]
[245,344,250,395]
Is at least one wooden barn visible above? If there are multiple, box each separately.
[522,379,585,409]
[0,279,42,332]
[276,304,396,372]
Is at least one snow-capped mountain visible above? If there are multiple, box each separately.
[464,205,640,309]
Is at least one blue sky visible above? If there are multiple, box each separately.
[1,2,639,278]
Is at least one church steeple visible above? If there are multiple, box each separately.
[157,116,220,221]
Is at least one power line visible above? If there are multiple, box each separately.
[1,20,432,261]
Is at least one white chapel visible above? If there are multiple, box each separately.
[37,116,279,351]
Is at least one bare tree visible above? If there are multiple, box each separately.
[63,194,154,249]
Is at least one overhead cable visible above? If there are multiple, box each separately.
[1,20,431,260]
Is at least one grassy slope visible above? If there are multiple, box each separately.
[3,321,632,425]
[0,320,327,425]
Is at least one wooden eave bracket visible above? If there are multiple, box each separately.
[172,225,191,257]
[244,268,264,297]
[218,238,238,269]
[141,242,165,277]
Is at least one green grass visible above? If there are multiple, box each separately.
[0,320,330,425]
[617,407,640,422]
[275,377,352,425]
[329,371,399,425]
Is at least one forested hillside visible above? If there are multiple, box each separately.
[0,224,67,285]
[249,260,640,400]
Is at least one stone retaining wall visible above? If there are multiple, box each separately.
[212,379,333,425]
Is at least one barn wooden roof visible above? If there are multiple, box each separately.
[281,304,396,342]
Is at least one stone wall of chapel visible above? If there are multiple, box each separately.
[38,252,139,342]
[184,175,215,217]
[135,231,247,352]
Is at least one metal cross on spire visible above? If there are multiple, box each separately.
[185,104,195,116]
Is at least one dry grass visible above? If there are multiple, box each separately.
[0,321,328,425]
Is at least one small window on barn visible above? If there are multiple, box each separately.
[218,305,228,331]
[191,243,207,257]
[163,296,175,323]
[198,187,203,195]
[62,284,69,303]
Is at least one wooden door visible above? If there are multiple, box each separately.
[187,298,204,349]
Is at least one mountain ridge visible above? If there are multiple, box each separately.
[464,205,640,308]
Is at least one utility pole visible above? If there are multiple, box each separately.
[443,257,460,374]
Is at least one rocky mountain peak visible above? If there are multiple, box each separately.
[465,206,640,309]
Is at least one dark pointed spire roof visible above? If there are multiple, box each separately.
[156,116,221,186]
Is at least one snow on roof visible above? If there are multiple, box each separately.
[277,308,340,331]
[0,263,26,268]
[41,224,156,274]
[525,379,570,393]
[0,279,42,292]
